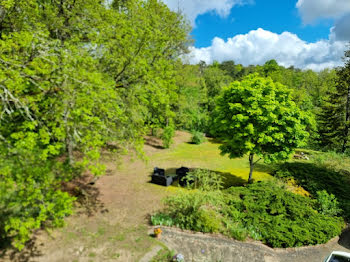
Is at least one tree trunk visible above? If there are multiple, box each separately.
[248,153,254,183]
[64,102,74,166]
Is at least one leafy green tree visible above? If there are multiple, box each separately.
[203,63,232,112]
[173,64,208,131]
[0,0,190,249]
[212,74,309,182]
[219,60,253,80]
[97,0,190,136]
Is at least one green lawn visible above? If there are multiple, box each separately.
[150,138,273,187]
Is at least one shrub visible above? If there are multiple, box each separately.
[185,169,224,191]
[151,213,174,227]
[163,190,225,232]
[162,125,175,149]
[225,182,344,247]
[274,162,350,220]
[316,190,341,217]
[191,131,206,145]
[194,207,221,233]
[222,219,248,241]
[160,180,344,248]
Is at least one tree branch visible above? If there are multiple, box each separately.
[253,157,262,166]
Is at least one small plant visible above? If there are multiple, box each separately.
[191,131,206,145]
[194,207,221,233]
[162,125,175,149]
[316,190,342,216]
[150,248,175,262]
[154,227,162,238]
[185,169,224,191]
[154,228,162,234]
[151,213,174,226]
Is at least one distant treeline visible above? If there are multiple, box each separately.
[174,58,349,152]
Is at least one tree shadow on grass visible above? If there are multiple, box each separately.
[254,162,276,173]
[144,136,164,150]
[0,237,43,262]
[61,174,108,217]
[273,162,350,221]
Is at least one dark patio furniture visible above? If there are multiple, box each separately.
[176,167,192,187]
[151,173,173,186]
[154,167,165,176]
[151,166,191,187]
[176,166,189,176]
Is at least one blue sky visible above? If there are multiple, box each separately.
[162,0,350,70]
[192,0,333,48]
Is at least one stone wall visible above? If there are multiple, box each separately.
[159,227,350,262]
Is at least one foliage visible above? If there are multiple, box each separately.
[150,248,175,262]
[151,213,174,227]
[163,190,225,233]
[0,0,190,249]
[313,150,350,172]
[185,169,224,191]
[174,64,208,132]
[156,180,344,248]
[0,156,75,250]
[0,0,347,252]
[202,62,233,112]
[212,74,310,182]
[274,160,350,221]
[316,190,342,217]
[226,182,343,247]
[318,47,350,152]
[191,131,206,145]
[162,125,175,149]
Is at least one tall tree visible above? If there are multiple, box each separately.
[318,45,350,152]
[212,74,309,183]
[0,0,190,249]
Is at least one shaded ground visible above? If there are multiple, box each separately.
[1,131,349,262]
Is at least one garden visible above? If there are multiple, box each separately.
[1,1,350,261]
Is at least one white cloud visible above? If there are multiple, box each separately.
[161,0,244,26]
[185,28,347,71]
[296,0,350,23]
[330,13,350,41]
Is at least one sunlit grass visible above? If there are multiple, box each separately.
[150,138,273,186]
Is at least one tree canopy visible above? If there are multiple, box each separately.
[0,0,190,249]
[212,74,310,182]
[318,46,350,152]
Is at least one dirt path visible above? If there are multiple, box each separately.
[1,131,349,262]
